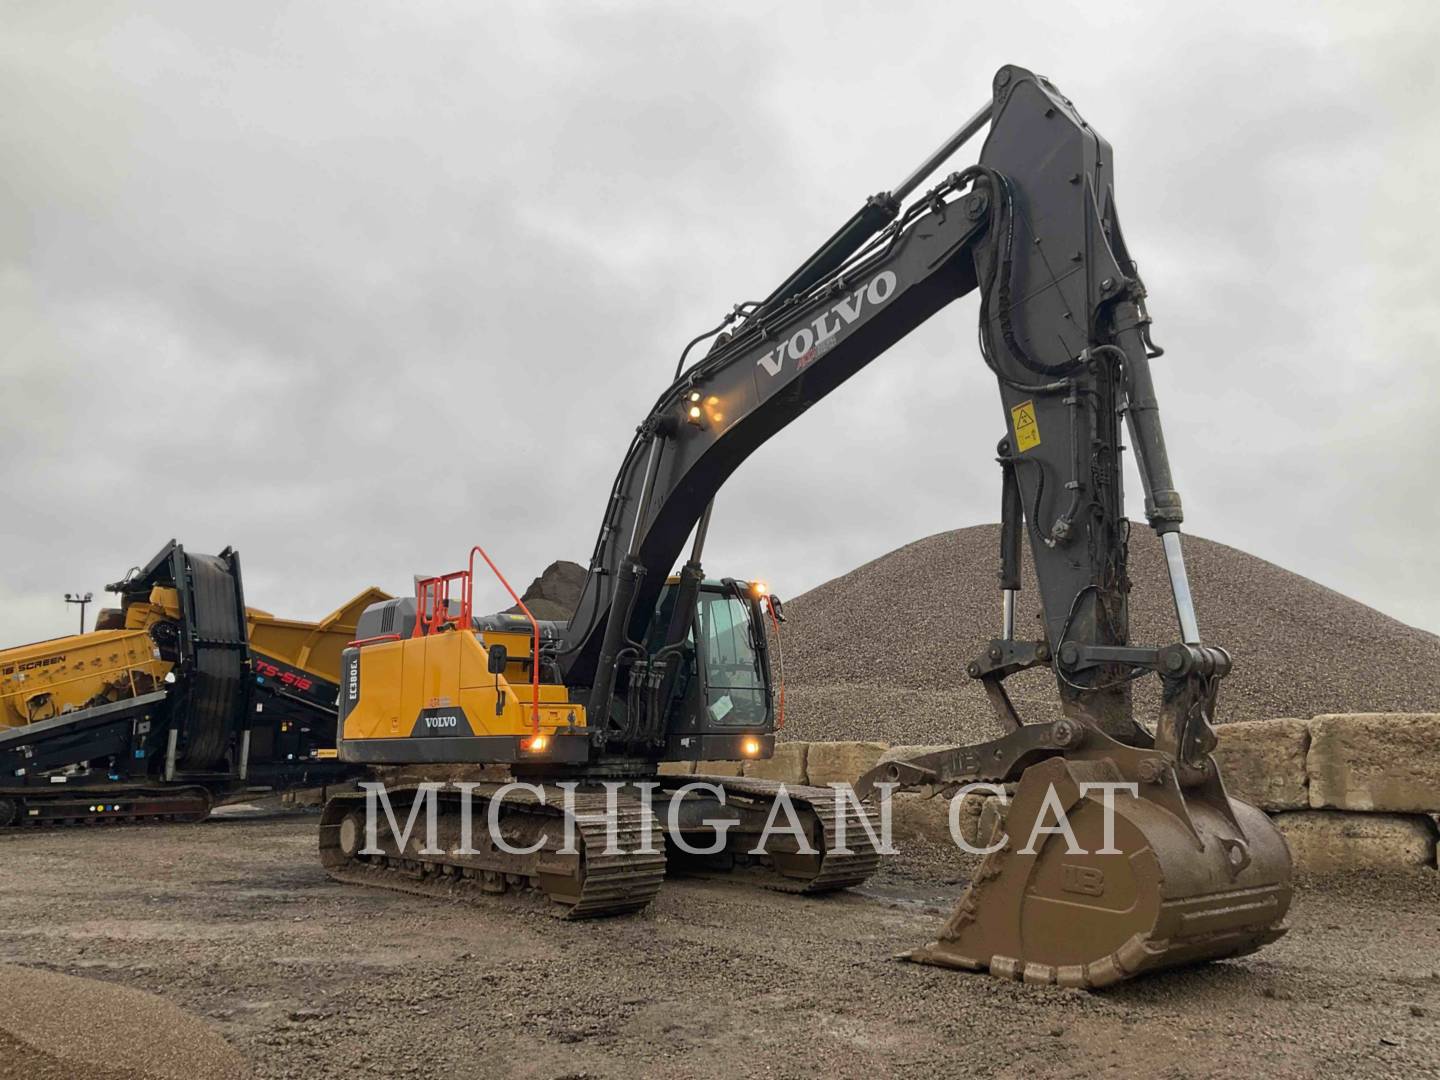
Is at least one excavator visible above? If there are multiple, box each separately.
[321,64,1292,987]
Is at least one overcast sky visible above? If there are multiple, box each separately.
[3,0,1437,646]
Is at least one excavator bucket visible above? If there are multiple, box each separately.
[903,749,1292,988]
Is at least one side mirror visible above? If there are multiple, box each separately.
[487,643,509,675]
[767,595,786,624]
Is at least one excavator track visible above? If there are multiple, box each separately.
[664,775,882,894]
[0,785,213,828]
[319,783,666,918]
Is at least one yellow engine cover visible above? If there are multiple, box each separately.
[342,630,585,742]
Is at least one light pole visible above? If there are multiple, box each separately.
[64,592,93,634]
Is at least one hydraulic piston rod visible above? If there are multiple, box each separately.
[890,100,994,203]
[1162,532,1201,645]
[753,99,993,321]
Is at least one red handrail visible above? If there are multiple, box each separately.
[468,545,541,736]
[409,548,542,736]
[411,571,469,638]
[349,633,402,648]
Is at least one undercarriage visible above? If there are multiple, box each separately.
[318,775,882,918]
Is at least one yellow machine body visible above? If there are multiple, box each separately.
[332,573,772,770]
[341,629,586,744]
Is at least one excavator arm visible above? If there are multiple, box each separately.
[561,63,1221,771]
[557,65,1291,986]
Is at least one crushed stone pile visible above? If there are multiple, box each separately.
[506,559,587,621]
[777,525,1440,746]
[0,964,248,1080]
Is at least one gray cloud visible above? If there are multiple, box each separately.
[2,0,1437,644]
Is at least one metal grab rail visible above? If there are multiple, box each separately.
[764,596,785,730]
[411,572,470,638]
[466,546,541,736]
[409,548,542,736]
[347,634,402,648]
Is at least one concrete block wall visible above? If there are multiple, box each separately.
[1306,713,1440,812]
[674,714,1440,874]
[1216,712,1440,873]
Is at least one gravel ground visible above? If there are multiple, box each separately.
[779,525,1440,745]
[2,808,1438,1080]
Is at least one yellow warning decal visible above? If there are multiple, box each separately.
[1011,400,1041,452]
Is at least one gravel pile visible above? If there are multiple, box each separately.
[778,524,1440,746]
[0,964,247,1080]
[504,559,587,621]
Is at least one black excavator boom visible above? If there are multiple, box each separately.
[550,64,1291,984]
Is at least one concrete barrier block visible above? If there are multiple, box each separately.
[657,760,696,776]
[742,742,809,783]
[694,761,743,778]
[1273,810,1438,873]
[878,788,1014,849]
[1211,717,1309,810]
[1307,713,1440,812]
[884,792,960,845]
[376,764,507,786]
[876,744,955,765]
[806,741,890,788]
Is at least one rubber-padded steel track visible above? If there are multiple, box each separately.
[670,775,883,893]
[318,783,666,919]
[0,785,213,828]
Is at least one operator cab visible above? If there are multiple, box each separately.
[649,578,776,762]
